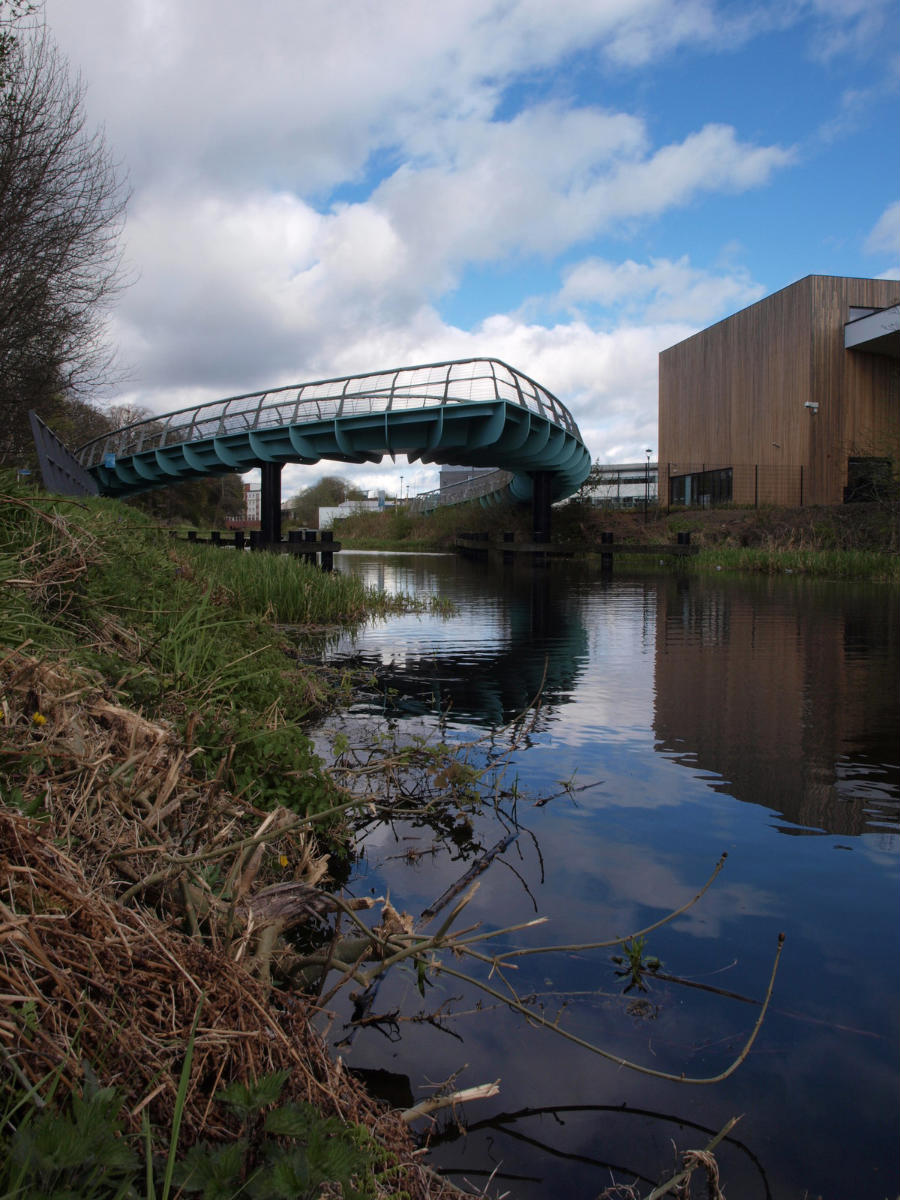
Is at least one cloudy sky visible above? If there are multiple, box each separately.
[44,0,899,499]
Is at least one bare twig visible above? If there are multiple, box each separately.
[400,1080,501,1124]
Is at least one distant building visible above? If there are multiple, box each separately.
[586,462,657,508]
[659,276,899,507]
[318,495,386,529]
[244,484,260,522]
[238,484,289,525]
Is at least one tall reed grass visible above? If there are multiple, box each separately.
[178,542,452,623]
[178,544,393,623]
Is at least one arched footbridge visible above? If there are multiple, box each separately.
[31,359,591,541]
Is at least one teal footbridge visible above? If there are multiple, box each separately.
[33,359,591,543]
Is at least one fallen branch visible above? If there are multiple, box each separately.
[420,832,519,923]
[400,1081,501,1124]
[433,933,785,1086]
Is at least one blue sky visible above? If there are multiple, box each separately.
[45,0,898,499]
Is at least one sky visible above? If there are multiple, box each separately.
[43,0,899,501]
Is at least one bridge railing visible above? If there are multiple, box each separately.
[409,469,514,512]
[74,359,583,468]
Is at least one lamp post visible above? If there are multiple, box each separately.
[644,449,652,523]
[399,474,404,507]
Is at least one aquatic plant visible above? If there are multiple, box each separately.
[611,934,663,992]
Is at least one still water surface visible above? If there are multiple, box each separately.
[309,552,898,1200]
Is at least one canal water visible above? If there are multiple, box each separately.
[307,552,899,1200]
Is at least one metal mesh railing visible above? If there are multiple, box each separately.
[408,469,514,512]
[75,359,583,468]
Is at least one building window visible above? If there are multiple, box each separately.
[670,467,733,507]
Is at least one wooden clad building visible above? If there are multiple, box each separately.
[658,275,899,507]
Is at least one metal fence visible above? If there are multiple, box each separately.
[408,468,513,512]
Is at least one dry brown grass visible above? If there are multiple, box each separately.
[0,646,463,1198]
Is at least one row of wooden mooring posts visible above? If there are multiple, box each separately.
[455,530,697,570]
[171,528,341,570]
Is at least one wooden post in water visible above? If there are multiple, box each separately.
[321,529,334,571]
[600,531,614,572]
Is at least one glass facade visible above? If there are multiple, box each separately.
[670,467,733,507]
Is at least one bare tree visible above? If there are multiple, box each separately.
[0,10,129,464]
[0,2,34,88]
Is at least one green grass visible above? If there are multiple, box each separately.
[690,545,899,581]
[333,498,531,550]
[0,478,407,819]
[177,542,413,624]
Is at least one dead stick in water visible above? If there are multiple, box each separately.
[400,1080,501,1124]
[420,830,519,923]
[644,1114,740,1199]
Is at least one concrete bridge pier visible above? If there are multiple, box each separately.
[260,462,283,546]
[532,470,553,542]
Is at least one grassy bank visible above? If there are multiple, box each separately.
[0,479,462,1200]
[332,498,899,580]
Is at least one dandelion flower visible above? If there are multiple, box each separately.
[279,854,289,868]
[31,712,47,726]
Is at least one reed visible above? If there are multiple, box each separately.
[178,542,410,623]
[690,545,899,581]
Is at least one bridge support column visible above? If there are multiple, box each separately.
[260,462,283,547]
[532,471,552,543]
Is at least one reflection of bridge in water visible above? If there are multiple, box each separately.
[31,359,591,542]
[333,567,589,729]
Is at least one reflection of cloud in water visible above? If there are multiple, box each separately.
[316,555,899,1199]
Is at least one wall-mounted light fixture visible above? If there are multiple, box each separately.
[804,401,819,413]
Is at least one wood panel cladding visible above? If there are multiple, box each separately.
[659,275,899,505]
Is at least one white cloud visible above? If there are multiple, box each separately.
[602,124,794,216]
[557,255,765,322]
[45,0,812,199]
[368,117,791,291]
[805,0,896,61]
[864,200,900,258]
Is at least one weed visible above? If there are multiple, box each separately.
[2,1069,139,1200]
[612,936,662,993]
[193,717,339,817]
[175,1072,382,1200]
